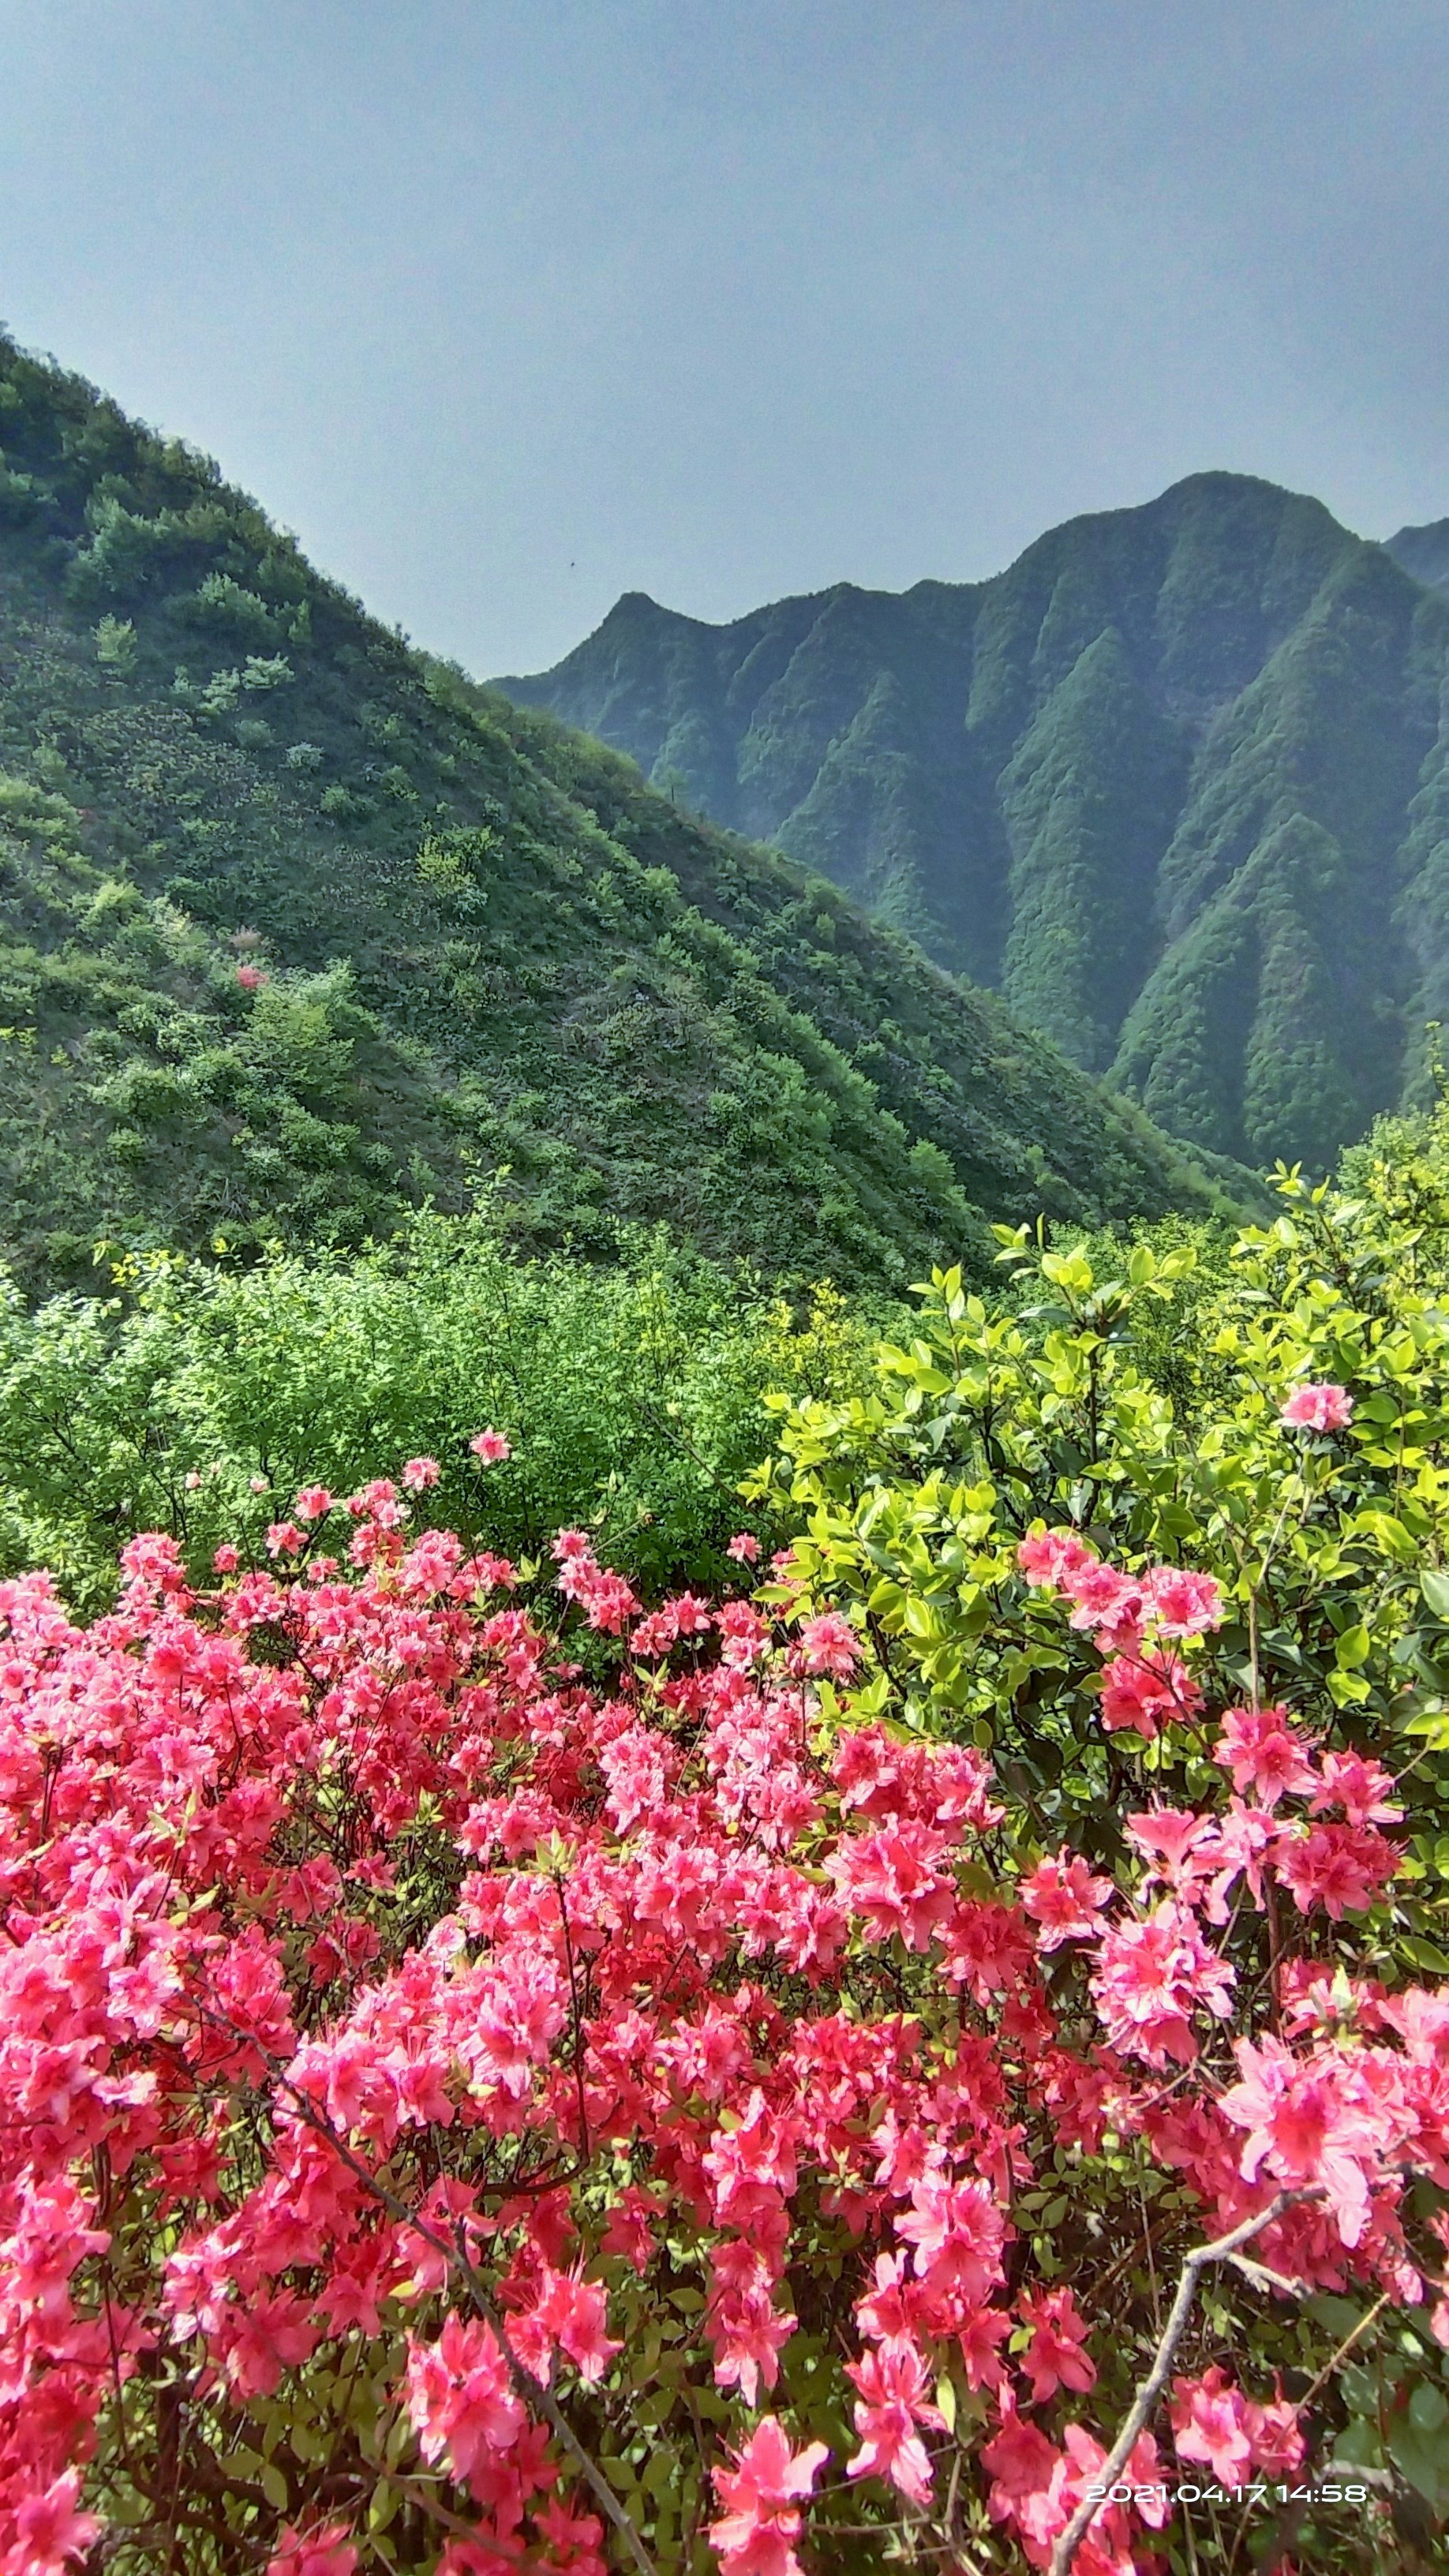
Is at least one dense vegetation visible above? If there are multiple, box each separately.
[0,334,1231,1297]
[502,476,1449,1172]
[6,1106,1449,2573]
[0,1213,884,1612]
[9,325,1449,2576]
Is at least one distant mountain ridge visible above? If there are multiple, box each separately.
[497,475,1449,1172]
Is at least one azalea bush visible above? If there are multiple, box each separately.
[6,1132,1449,2575]
[0,1412,1446,2575]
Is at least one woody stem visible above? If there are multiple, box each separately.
[1049,2194,1297,2576]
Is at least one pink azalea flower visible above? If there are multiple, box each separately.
[1018,2285,1096,2405]
[1170,2365,1305,2489]
[402,1456,440,1492]
[709,2416,828,2576]
[845,2334,944,2504]
[1273,1821,1400,1919]
[981,2394,1060,2524]
[1279,1381,1354,1432]
[403,2316,526,2491]
[8,2476,103,2574]
[1065,1559,1145,1635]
[522,2264,620,2384]
[1170,2364,1253,2486]
[956,2301,1013,2391]
[827,1820,955,1952]
[1098,1647,1200,1738]
[895,2168,1008,2303]
[267,2524,360,2576]
[1143,1563,1224,1638]
[706,2257,796,2404]
[469,1428,511,1463]
[551,1530,641,1633]
[1020,1849,1114,1950]
[1219,2035,1391,2245]
[1311,1751,1402,1826]
[1091,1900,1235,2067]
[235,961,268,990]
[1214,1704,1316,1808]
[798,1610,859,1677]
[1017,1529,1098,1592]
[728,1531,762,1563]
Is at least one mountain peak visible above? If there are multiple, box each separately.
[492,469,1449,1174]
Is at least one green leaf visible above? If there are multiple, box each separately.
[1421,1570,1449,1622]
[1388,2406,1449,2511]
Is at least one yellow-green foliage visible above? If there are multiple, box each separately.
[749,1130,1449,1953]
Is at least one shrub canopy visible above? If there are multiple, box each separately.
[6,1124,1449,2570]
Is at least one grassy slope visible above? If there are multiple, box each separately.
[500,475,1449,1169]
[0,335,1234,1294]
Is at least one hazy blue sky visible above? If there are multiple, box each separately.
[2,0,1445,672]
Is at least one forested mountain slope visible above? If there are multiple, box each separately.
[0,335,1230,1294]
[500,475,1449,1171]
[1387,518,1449,597]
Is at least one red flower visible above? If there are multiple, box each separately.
[845,2333,943,2504]
[709,2417,827,2576]
[1020,1849,1114,1950]
[267,2523,360,2576]
[797,1609,859,1677]
[1214,1704,1316,1808]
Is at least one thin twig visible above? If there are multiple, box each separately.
[1295,2289,1390,2414]
[1049,2194,1297,2576]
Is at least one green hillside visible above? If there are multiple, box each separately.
[500,476,1449,1170]
[0,333,1231,1294]
[1387,518,1449,596]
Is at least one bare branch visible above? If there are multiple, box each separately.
[1225,2252,1307,2300]
[1050,2194,1298,2576]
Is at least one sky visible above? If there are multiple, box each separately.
[2,0,1446,675]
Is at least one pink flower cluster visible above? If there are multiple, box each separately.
[1279,1380,1355,1433]
[0,1496,1439,2574]
[1018,1529,1221,1742]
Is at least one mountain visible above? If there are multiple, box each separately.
[0,334,1232,1295]
[1387,519,1449,597]
[497,476,1449,1172]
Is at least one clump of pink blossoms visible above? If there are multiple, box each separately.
[0,1485,1438,2574]
[1279,1381,1355,1432]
